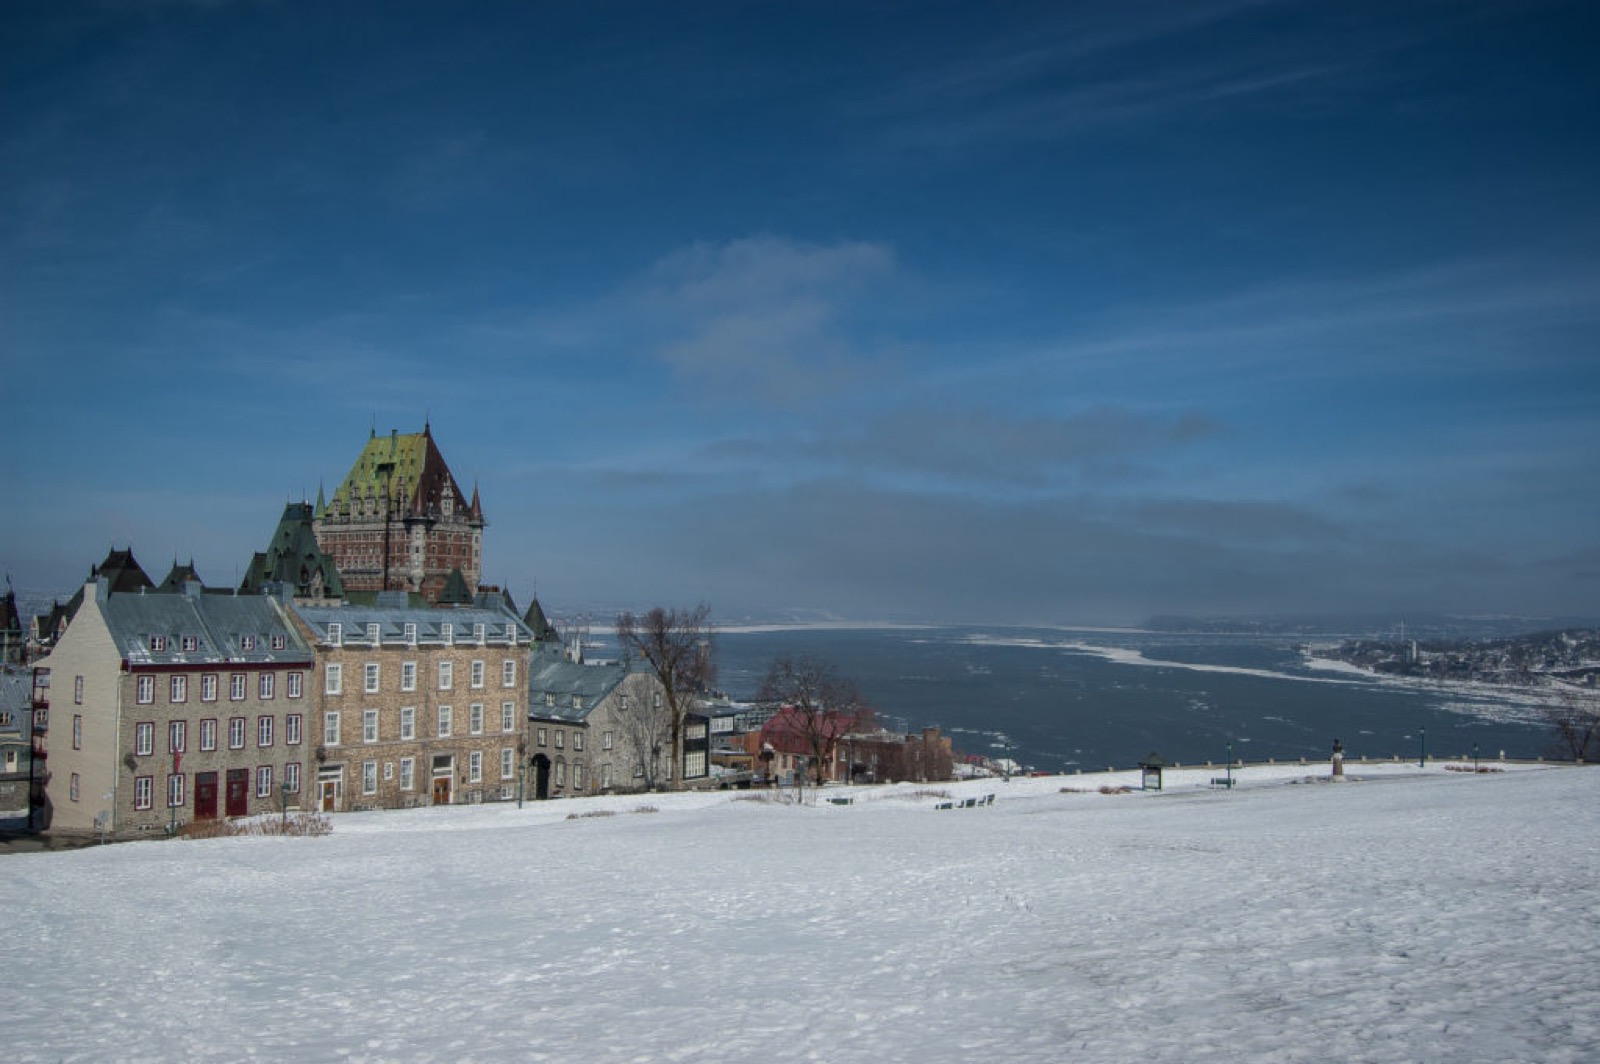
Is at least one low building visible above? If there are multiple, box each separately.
[841,726,954,783]
[290,599,533,810]
[0,670,33,829]
[33,577,316,836]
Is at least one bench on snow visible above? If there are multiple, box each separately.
[936,794,995,810]
[1210,777,1236,789]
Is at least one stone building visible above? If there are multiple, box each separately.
[32,577,315,836]
[290,600,532,811]
[313,425,484,605]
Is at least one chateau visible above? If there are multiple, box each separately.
[313,424,485,605]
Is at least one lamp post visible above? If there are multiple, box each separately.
[1473,742,1479,773]
[1419,727,1426,769]
[1226,742,1234,788]
[280,779,291,827]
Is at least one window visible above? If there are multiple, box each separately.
[326,664,343,695]
[505,623,517,645]
[259,673,275,700]
[327,622,341,646]
[170,675,187,703]
[468,751,482,783]
[229,716,246,750]
[285,713,302,745]
[438,661,452,690]
[256,765,274,798]
[574,731,584,753]
[137,675,154,704]
[440,622,453,644]
[501,748,515,779]
[271,633,286,651]
[602,763,612,789]
[363,709,379,743]
[603,730,613,751]
[72,714,82,750]
[230,674,246,701]
[134,776,153,810]
[470,660,485,688]
[537,727,547,747]
[502,660,516,687]
[284,761,301,794]
[325,711,341,746]
[74,675,83,704]
[241,635,257,651]
[168,720,186,754]
[399,707,415,741]
[501,702,515,733]
[70,772,81,802]
[573,763,584,789]
[555,760,566,787]
[167,773,185,807]
[362,760,378,795]
[367,622,381,645]
[199,718,217,752]
[473,623,486,645]
[469,703,483,735]
[401,662,416,692]
[182,635,199,652]
[150,635,167,652]
[364,663,380,694]
[135,721,154,756]
[403,622,417,645]
[437,705,452,738]
[399,757,415,791]
[257,716,274,748]
[201,674,218,702]
[287,672,302,699]
[554,730,564,750]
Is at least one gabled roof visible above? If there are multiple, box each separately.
[437,567,474,606]
[240,502,345,599]
[99,590,314,667]
[523,595,560,643]
[158,559,204,592]
[92,547,154,596]
[324,425,481,525]
[292,602,534,647]
[526,644,639,723]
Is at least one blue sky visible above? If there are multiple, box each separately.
[3,0,1597,625]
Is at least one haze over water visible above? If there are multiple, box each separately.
[711,627,1556,773]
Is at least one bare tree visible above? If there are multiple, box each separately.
[615,604,715,790]
[611,673,672,791]
[757,655,871,786]
[1544,687,1600,761]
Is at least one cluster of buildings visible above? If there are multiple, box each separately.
[0,425,955,839]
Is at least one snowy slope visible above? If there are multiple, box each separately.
[6,765,1597,1064]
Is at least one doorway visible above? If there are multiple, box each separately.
[531,754,551,800]
[194,772,218,819]
[225,769,248,817]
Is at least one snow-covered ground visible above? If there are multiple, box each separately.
[7,763,1597,1063]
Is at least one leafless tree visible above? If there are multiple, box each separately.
[757,655,871,786]
[611,673,672,791]
[1544,687,1600,761]
[615,604,715,790]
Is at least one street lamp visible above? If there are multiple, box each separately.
[1226,742,1234,789]
[1473,742,1479,773]
[280,779,291,827]
[1419,727,1426,769]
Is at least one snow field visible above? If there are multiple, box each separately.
[5,765,1597,1063]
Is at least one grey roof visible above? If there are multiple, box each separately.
[526,645,642,723]
[293,602,533,647]
[0,672,31,736]
[101,589,313,667]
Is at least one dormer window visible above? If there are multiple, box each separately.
[505,623,517,645]
[367,622,381,645]
[271,634,286,651]
[181,635,198,652]
[441,622,453,644]
[474,623,485,645]
[404,622,417,645]
[240,635,257,651]
[572,696,583,711]
[150,635,167,652]
[545,692,555,708]
[328,622,342,647]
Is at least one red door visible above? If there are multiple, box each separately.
[195,772,219,820]
[225,769,249,816]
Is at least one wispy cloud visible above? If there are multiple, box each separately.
[638,235,903,403]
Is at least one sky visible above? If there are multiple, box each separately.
[3,0,1598,626]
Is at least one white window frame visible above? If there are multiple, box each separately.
[326,664,343,696]
[325,711,341,746]
[468,751,482,783]
[256,765,274,798]
[135,721,154,756]
[438,661,453,690]
[401,661,417,692]
[168,720,186,754]
[257,715,274,748]
[230,673,246,701]
[229,716,246,750]
[284,761,301,794]
[259,672,275,700]
[287,672,302,699]
[502,659,516,687]
[437,705,452,738]
[469,703,483,735]
[362,760,378,795]
[201,674,218,702]
[199,718,217,751]
[364,662,380,694]
[328,622,342,647]
[170,675,187,703]
[285,713,302,746]
[470,660,485,689]
[137,675,154,704]
[399,757,415,792]
[134,776,153,810]
[400,706,416,741]
[501,702,515,733]
[363,709,379,743]
[501,748,515,779]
